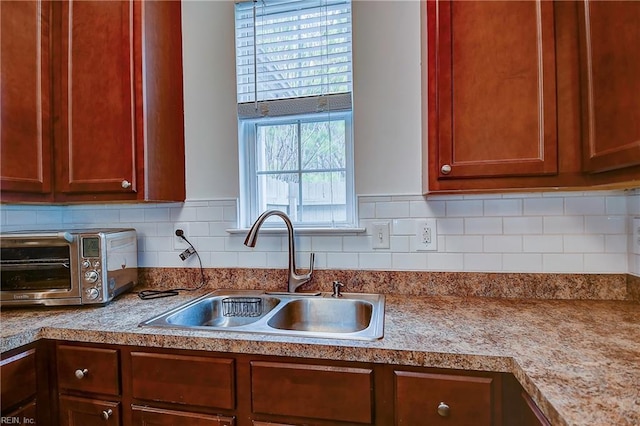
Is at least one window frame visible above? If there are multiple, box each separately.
[238,110,355,229]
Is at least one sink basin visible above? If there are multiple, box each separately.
[165,293,281,327]
[267,298,372,333]
[139,289,385,341]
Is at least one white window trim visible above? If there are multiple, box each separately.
[238,110,356,229]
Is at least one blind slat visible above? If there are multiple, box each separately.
[235,0,353,107]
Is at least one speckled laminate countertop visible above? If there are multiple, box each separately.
[1,291,638,426]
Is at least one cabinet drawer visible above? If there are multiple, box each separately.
[132,405,235,426]
[131,352,235,410]
[59,395,120,426]
[251,361,374,424]
[57,345,120,396]
[394,371,494,425]
[1,348,36,411]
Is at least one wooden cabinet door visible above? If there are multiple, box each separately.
[54,0,137,197]
[59,395,120,426]
[0,0,53,199]
[578,0,640,173]
[57,345,120,396]
[426,0,558,189]
[0,348,37,413]
[394,371,495,426]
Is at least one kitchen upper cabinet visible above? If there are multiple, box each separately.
[0,0,185,203]
[424,0,640,194]
[578,0,640,173]
[427,0,558,183]
[0,0,53,196]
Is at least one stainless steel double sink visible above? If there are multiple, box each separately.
[139,289,385,341]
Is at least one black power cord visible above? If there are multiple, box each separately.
[137,229,207,300]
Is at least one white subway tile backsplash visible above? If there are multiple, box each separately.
[543,254,584,272]
[502,253,543,272]
[484,236,522,253]
[392,253,428,270]
[376,201,410,218]
[484,199,522,216]
[564,235,605,253]
[585,216,626,234]
[565,196,606,215]
[464,253,502,271]
[503,217,543,234]
[523,235,563,253]
[543,216,584,234]
[523,197,564,216]
[1,189,634,274]
[464,217,503,235]
[359,252,392,269]
[584,253,627,272]
[446,199,483,217]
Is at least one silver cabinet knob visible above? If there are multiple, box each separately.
[101,409,113,420]
[121,180,131,189]
[437,402,450,417]
[441,164,452,175]
[74,368,89,379]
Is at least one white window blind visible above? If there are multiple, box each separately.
[235,0,353,118]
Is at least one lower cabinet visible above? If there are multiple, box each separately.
[0,344,38,425]
[394,370,499,425]
[59,395,121,426]
[131,405,234,426]
[1,340,553,426]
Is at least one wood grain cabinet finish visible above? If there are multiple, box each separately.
[250,361,374,424]
[0,0,185,203]
[426,0,558,187]
[131,352,235,410]
[424,0,640,194]
[57,344,120,396]
[59,395,121,426]
[131,405,235,426]
[394,370,498,426]
[0,0,53,196]
[0,348,37,416]
[578,0,640,173]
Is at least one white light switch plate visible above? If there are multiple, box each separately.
[371,222,390,249]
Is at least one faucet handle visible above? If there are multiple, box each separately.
[332,281,344,297]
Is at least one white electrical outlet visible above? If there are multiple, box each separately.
[633,218,640,255]
[371,222,390,249]
[415,219,437,251]
[173,223,190,251]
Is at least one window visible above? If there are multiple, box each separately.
[235,0,354,228]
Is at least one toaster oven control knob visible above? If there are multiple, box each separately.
[82,260,91,268]
[84,270,99,283]
[86,287,100,300]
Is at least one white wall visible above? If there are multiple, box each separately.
[181,0,423,200]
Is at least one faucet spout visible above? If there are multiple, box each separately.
[244,210,315,293]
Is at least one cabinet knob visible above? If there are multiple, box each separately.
[121,180,132,189]
[437,401,450,417]
[441,164,452,175]
[101,409,113,421]
[74,368,89,379]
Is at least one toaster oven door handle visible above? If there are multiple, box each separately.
[5,231,74,243]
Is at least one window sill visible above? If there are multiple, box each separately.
[226,227,366,236]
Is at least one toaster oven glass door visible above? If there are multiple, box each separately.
[0,246,73,291]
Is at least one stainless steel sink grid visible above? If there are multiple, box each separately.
[139,289,385,341]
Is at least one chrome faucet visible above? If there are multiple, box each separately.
[244,210,315,293]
